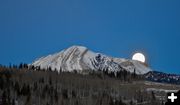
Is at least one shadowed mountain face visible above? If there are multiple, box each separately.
[145,71,180,85]
[32,45,152,74]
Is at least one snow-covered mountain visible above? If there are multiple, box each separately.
[31,45,152,74]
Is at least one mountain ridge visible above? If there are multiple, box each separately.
[31,45,152,74]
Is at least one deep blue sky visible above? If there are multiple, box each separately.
[0,0,180,74]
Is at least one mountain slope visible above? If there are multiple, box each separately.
[32,45,152,74]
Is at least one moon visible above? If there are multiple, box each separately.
[132,53,145,63]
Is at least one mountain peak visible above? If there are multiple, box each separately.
[67,45,88,50]
[64,45,88,54]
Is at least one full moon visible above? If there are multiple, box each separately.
[132,53,145,63]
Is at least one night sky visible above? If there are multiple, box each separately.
[0,0,180,74]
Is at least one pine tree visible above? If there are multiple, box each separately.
[19,63,23,69]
